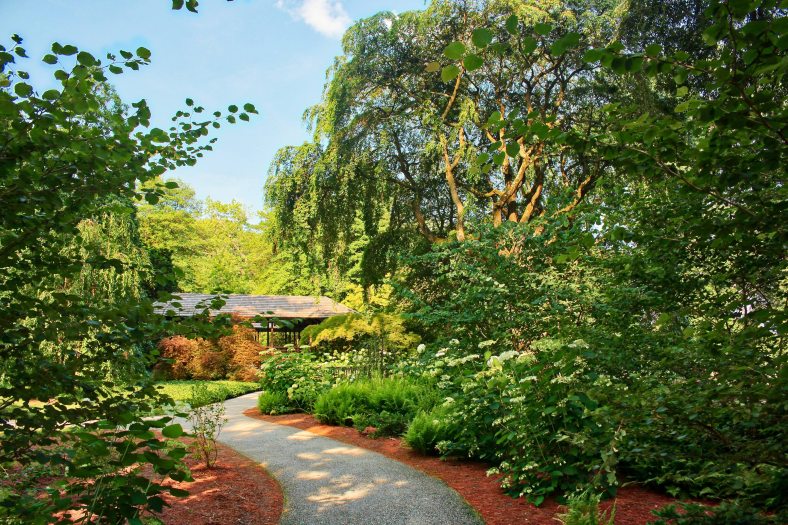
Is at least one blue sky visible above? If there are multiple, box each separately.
[1,0,426,220]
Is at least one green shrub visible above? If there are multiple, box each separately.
[257,391,289,415]
[648,501,784,525]
[314,377,436,436]
[300,313,420,377]
[419,339,620,506]
[404,404,457,455]
[258,351,332,412]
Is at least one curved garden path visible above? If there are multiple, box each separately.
[179,393,483,525]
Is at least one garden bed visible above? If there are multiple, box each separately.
[244,409,678,525]
[152,436,282,525]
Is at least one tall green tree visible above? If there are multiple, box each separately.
[0,34,252,522]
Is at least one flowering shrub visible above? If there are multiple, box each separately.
[410,339,622,505]
[300,313,420,376]
[258,351,333,412]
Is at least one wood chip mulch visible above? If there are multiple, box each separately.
[244,408,679,525]
[152,437,283,525]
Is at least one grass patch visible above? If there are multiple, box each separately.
[155,380,258,410]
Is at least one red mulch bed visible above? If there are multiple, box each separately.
[244,409,677,525]
[153,438,283,525]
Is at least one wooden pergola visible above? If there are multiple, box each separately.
[154,293,355,349]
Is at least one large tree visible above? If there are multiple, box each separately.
[266,0,621,276]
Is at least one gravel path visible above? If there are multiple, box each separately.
[179,393,482,525]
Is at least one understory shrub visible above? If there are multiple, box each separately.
[257,390,289,415]
[155,320,264,381]
[431,341,620,505]
[400,217,786,511]
[647,501,785,525]
[155,336,197,379]
[258,351,332,412]
[300,313,420,376]
[404,403,458,455]
[313,377,437,436]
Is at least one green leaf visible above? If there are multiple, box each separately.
[441,64,461,82]
[42,89,59,100]
[61,44,78,56]
[42,54,58,65]
[505,15,519,35]
[583,48,604,63]
[534,23,553,36]
[164,181,179,189]
[172,0,185,8]
[443,41,466,60]
[14,82,32,97]
[505,141,520,157]
[531,121,549,139]
[521,37,538,54]
[463,54,483,71]
[136,47,152,60]
[645,44,662,57]
[472,28,493,48]
[185,98,194,106]
[239,113,249,121]
[228,104,238,113]
[168,487,189,498]
[425,61,440,73]
[550,33,580,55]
[243,102,258,114]
[162,424,184,438]
[76,51,96,66]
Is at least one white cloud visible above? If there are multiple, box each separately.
[276,0,352,39]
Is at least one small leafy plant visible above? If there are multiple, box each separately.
[187,383,228,468]
[556,490,615,525]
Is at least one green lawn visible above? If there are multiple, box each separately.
[155,380,259,409]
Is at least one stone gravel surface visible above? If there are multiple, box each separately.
[179,392,483,525]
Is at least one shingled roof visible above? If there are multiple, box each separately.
[154,293,355,319]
